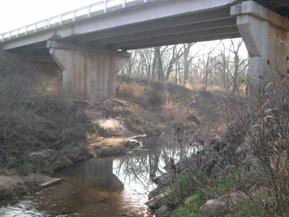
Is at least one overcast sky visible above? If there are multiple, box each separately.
[0,0,99,33]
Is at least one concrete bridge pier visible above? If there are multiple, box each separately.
[231,1,289,96]
[48,41,129,102]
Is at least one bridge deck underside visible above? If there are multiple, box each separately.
[80,7,239,50]
[4,1,239,55]
[255,0,289,17]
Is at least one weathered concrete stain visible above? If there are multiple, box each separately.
[49,41,129,102]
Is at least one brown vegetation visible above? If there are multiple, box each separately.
[244,76,289,214]
[0,51,91,177]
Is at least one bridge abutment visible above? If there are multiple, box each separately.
[231,1,289,96]
[48,41,129,102]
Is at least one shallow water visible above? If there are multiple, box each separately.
[0,135,197,217]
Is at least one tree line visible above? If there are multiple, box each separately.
[121,39,248,94]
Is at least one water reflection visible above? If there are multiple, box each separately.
[0,134,198,217]
[61,158,124,191]
[114,134,198,180]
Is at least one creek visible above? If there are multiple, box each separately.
[0,135,197,217]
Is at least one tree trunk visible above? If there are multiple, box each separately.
[153,47,164,83]
[182,44,192,87]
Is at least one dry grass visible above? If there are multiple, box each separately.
[161,100,192,124]
[116,80,146,101]
[229,59,289,215]
[247,81,289,214]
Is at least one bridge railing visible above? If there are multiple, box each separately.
[0,0,148,43]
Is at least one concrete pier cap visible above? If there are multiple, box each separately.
[231,0,289,96]
[47,41,130,103]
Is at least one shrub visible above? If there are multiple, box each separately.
[0,96,90,174]
[246,79,289,215]
[146,83,167,107]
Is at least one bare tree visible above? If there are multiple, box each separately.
[165,45,184,81]
[221,39,248,94]
[120,39,248,93]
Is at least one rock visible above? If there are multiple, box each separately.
[158,176,171,186]
[152,175,171,186]
[223,190,249,207]
[235,137,260,171]
[28,149,54,161]
[155,205,170,217]
[146,192,169,210]
[200,191,250,217]
[185,195,198,205]
[124,138,141,149]
[40,178,61,188]
[148,187,162,199]
[29,149,54,158]
[249,185,270,201]
[151,176,159,184]
[199,199,227,217]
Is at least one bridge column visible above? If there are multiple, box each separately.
[231,1,289,96]
[48,41,129,102]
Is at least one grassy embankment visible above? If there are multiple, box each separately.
[158,72,289,217]
[170,172,271,217]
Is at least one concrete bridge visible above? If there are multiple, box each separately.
[0,0,288,101]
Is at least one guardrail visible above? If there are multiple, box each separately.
[0,0,148,43]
